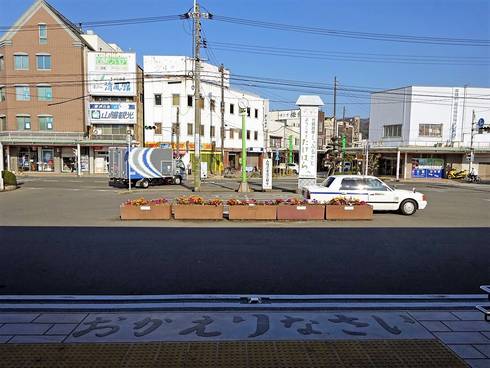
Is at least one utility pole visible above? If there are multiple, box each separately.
[341,106,346,170]
[176,107,180,158]
[192,0,202,191]
[238,98,250,192]
[219,64,225,174]
[0,142,4,191]
[333,76,337,138]
[469,109,475,173]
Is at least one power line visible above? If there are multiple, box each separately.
[212,15,490,47]
[0,15,182,32]
[208,41,490,66]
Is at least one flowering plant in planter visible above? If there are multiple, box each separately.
[120,197,171,220]
[325,196,372,220]
[327,196,366,206]
[207,198,223,206]
[227,198,258,206]
[276,197,325,220]
[173,196,223,220]
[124,197,169,206]
[227,198,277,220]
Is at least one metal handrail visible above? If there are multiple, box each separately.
[476,285,490,321]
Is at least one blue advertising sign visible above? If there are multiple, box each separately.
[411,158,444,179]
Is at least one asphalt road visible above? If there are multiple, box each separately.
[0,227,488,295]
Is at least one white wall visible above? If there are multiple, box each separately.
[369,86,490,148]
[369,87,412,147]
[143,56,267,150]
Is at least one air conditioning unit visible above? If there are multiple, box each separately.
[92,128,102,136]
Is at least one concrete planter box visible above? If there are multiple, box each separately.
[325,204,373,220]
[173,205,224,220]
[277,205,325,221]
[228,205,277,220]
[120,204,171,220]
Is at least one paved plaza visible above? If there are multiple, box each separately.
[0,307,488,367]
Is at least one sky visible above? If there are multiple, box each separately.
[1,0,489,118]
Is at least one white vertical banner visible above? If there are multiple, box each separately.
[262,158,272,190]
[299,106,318,179]
[296,95,324,190]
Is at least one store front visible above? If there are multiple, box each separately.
[17,147,39,172]
[94,147,109,174]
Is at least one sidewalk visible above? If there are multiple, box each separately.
[0,295,488,367]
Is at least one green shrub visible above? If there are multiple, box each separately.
[2,170,17,186]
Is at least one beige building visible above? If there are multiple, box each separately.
[0,0,143,174]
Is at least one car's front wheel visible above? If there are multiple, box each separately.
[399,199,417,216]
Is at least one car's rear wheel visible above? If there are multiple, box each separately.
[399,199,417,216]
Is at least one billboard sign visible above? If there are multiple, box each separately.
[411,158,444,179]
[88,102,136,124]
[87,52,136,96]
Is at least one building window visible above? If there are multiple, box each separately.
[210,126,215,137]
[230,103,235,114]
[17,115,31,130]
[0,116,6,131]
[246,130,251,140]
[15,86,30,101]
[247,107,251,117]
[254,109,259,119]
[39,116,53,130]
[0,56,4,71]
[154,123,162,134]
[154,94,162,106]
[254,131,258,140]
[419,123,442,137]
[229,129,234,139]
[295,138,300,146]
[187,123,193,135]
[37,85,52,101]
[210,99,215,112]
[14,54,29,70]
[187,95,193,107]
[239,130,242,139]
[0,87,5,102]
[36,54,51,70]
[172,94,180,106]
[383,124,402,138]
[39,24,47,44]
[200,124,204,136]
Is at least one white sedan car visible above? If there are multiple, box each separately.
[303,175,427,215]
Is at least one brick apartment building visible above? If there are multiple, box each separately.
[0,0,143,175]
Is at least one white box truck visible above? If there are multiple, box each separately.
[108,147,186,188]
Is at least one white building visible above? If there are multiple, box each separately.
[143,56,268,172]
[368,86,490,179]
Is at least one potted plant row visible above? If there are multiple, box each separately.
[120,198,171,220]
[276,198,325,220]
[227,198,277,220]
[325,196,373,220]
[173,195,224,220]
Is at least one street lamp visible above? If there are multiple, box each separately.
[237,98,251,192]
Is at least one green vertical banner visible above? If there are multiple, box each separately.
[341,134,346,159]
[288,135,293,163]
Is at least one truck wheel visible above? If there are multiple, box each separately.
[140,179,150,189]
[399,199,417,216]
[173,176,182,185]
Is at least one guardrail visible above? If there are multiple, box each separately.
[476,285,490,321]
